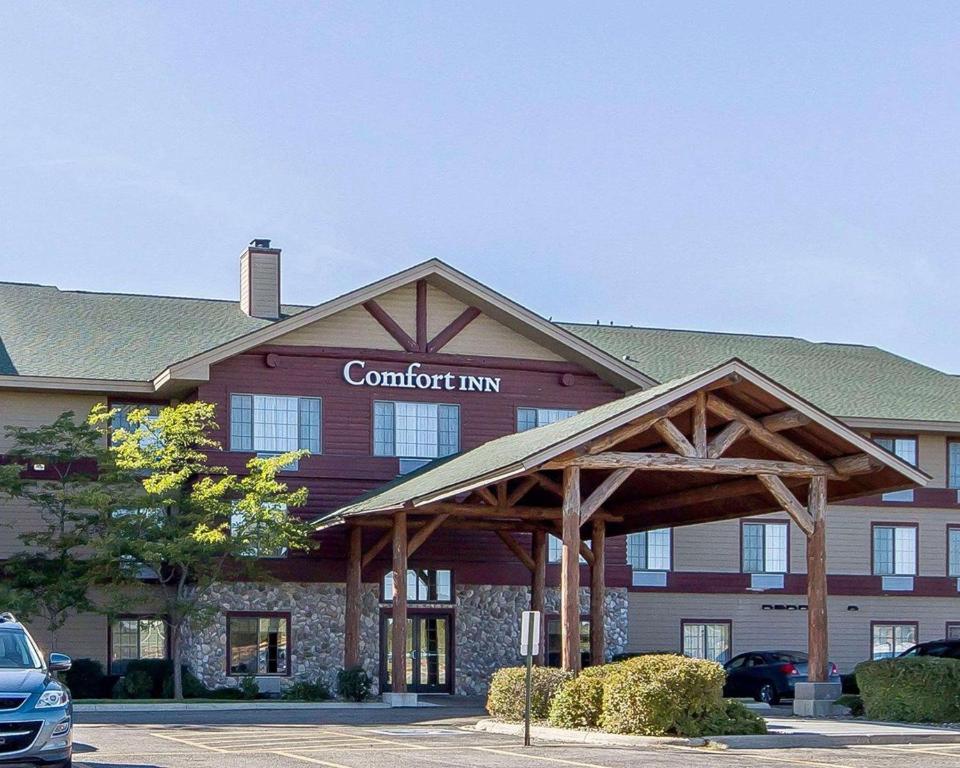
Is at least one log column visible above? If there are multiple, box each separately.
[344,526,362,669]
[806,476,828,682]
[531,529,546,665]
[391,512,408,693]
[590,518,605,666]
[561,467,582,673]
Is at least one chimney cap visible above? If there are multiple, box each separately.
[249,238,272,249]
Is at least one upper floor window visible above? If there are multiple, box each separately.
[517,407,579,432]
[949,441,960,489]
[373,402,459,463]
[230,502,289,558]
[111,402,163,447]
[547,534,589,564]
[230,394,321,456]
[874,436,918,502]
[382,568,453,603]
[873,524,917,576]
[742,521,788,574]
[626,529,671,571]
[949,527,960,577]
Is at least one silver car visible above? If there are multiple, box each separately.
[0,614,72,767]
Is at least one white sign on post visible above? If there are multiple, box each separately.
[520,610,541,656]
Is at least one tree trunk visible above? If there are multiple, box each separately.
[172,622,184,700]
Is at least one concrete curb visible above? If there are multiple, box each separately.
[75,701,438,712]
[475,718,960,750]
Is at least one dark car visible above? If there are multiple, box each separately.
[722,650,839,704]
[0,613,73,767]
[898,639,960,659]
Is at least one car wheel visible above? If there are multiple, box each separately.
[757,682,779,705]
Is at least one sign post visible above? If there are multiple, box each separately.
[520,610,541,747]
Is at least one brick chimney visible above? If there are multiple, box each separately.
[240,239,281,319]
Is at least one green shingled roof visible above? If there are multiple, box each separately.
[0,282,308,381]
[559,323,960,422]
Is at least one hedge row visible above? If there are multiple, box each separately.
[855,657,960,722]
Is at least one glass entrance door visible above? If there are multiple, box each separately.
[381,613,451,693]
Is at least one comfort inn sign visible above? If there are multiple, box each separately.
[343,360,502,393]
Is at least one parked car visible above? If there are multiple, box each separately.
[722,650,839,704]
[898,639,960,659]
[0,612,73,767]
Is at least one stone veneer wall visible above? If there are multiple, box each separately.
[181,581,628,696]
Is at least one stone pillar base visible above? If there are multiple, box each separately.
[382,692,419,707]
[792,681,841,717]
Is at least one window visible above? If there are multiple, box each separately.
[682,621,731,663]
[516,408,579,432]
[873,436,918,501]
[742,522,788,573]
[373,402,459,462]
[547,534,589,564]
[230,394,321,457]
[947,623,960,640]
[626,529,671,571]
[950,528,960,578]
[110,402,163,447]
[110,617,167,674]
[950,441,960,489]
[871,623,917,660]
[381,569,453,603]
[230,502,288,558]
[546,618,590,668]
[228,614,289,675]
[873,525,917,575]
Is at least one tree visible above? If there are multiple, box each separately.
[0,411,121,649]
[90,401,314,699]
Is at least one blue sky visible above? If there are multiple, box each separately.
[1,2,958,372]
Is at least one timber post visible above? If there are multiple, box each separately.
[561,466,582,673]
[806,476,829,682]
[391,512,408,693]
[344,526,362,669]
[531,529,546,665]
[590,517,606,665]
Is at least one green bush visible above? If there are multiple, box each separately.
[337,666,372,702]
[856,657,960,722]
[238,675,260,700]
[691,700,767,737]
[599,654,727,736]
[835,694,864,717]
[120,670,154,699]
[283,679,332,701]
[486,666,571,722]
[548,665,614,729]
[64,658,111,699]
[160,667,210,699]
[208,686,245,700]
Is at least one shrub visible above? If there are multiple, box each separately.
[160,667,209,699]
[283,679,332,701]
[599,654,727,736]
[64,658,110,699]
[835,694,864,716]
[238,675,260,700]
[840,673,859,695]
[208,686,245,700]
[338,666,372,702]
[548,666,612,729]
[120,670,154,699]
[856,657,960,722]
[690,700,767,737]
[122,659,171,697]
[486,666,571,722]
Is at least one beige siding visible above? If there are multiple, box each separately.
[919,433,946,487]
[241,251,280,319]
[673,514,807,574]
[374,284,417,339]
[25,610,107,663]
[272,304,404,349]
[627,592,960,672]
[0,496,47,558]
[441,312,565,360]
[425,284,470,338]
[0,391,105,452]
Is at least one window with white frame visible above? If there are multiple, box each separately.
[626,529,671,571]
[373,402,459,460]
[230,394,321,458]
[110,617,167,674]
[872,623,916,659]
[741,522,788,573]
[516,407,579,432]
[230,502,289,558]
[949,441,960,489]
[873,524,917,575]
[682,621,731,663]
[547,534,589,564]
[111,402,164,447]
[873,436,918,501]
[381,569,452,603]
[950,528,960,577]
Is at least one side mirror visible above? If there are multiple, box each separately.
[48,653,72,672]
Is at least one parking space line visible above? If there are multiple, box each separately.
[272,750,355,767]
[149,731,230,753]
[861,744,960,757]
[470,746,619,768]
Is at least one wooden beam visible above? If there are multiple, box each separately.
[693,391,707,457]
[415,279,427,351]
[391,511,408,693]
[590,518,606,666]
[561,467,581,673]
[579,540,595,566]
[426,503,563,520]
[707,422,748,459]
[344,526,362,669]
[407,514,449,556]
[762,409,811,432]
[580,468,634,525]
[531,530,546,665]
[532,472,564,497]
[361,528,393,568]
[496,530,535,572]
[355,517,555,533]
[806,476,829,683]
[706,394,832,471]
[629,475,805,514]
[474,486,498,506]
[757,474,815,536]
[496,482,508,507]
[507,476,539,507]
[653,418,697,458]
[830,453,883,476]
[584,398,696,455]
[362,299,419,353]
[426,306,482,353]
[553,452,840,479]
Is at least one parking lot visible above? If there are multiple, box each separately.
[71,710,960,768]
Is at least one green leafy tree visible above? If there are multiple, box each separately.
[90,401,313,700]
[0,411,121,649]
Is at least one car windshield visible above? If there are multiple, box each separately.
[0,631,42,669]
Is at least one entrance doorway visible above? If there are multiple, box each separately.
[380,612,452,693]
